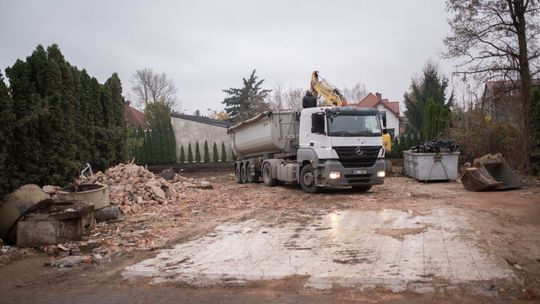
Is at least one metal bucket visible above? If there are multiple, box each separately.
[461,153,524,191]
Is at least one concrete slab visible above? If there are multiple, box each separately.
[123,209,516,292]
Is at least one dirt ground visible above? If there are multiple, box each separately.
[1,171,539,303]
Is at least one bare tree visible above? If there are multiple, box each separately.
[267,83,303,112]
[131,68,178,109]
[342,82,368,103]
[284,88,303,111]
[268,83,285,111]
[444,0,540,169]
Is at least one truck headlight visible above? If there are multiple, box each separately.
[329,171,341,179]
[377,171,385,178]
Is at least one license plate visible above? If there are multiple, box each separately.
[353,169,367,175]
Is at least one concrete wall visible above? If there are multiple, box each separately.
[377,104,400,138]
[171,117,233,162]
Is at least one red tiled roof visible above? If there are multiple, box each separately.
[349,93,400,116]
[124,102,146,128]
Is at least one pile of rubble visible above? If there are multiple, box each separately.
[85,163,213,214]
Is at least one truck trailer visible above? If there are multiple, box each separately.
[228,106,386,193]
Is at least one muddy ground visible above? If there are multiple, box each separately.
[1,171,539,303]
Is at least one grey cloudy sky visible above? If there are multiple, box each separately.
[0,0,453,114]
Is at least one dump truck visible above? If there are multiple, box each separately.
[228,106,386,193]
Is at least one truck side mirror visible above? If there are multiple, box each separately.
[311,113,325,134]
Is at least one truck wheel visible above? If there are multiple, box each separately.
[262,163,277,186]
[300,164,320,193]
[352,185,372,193]
[241,164,248,183]
[246,163,259,183]
[235,164,243,184]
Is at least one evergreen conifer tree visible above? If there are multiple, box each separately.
[0,72,15,195]
[203,141,210,163]
[187,143,194,163]
[221,142,227,162]
[6,56,45,187]
[222,70,271,123]
[404,64,452,134]
[195,142,201,162]
[212,142,219,162]
[168,126,177,163]
[179,146,185,163]
[1,44,128,195]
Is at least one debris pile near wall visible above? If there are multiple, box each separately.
[86,163,212,214]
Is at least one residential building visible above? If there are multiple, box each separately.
[482,79,540,126]
[349,92,400,137]
[123,101,146,129]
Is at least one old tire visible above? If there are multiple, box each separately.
[235,164,243,184]
[300,164,320,193]
[352,185,372,193]
[262,163,277,186]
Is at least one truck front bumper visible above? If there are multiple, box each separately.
[316,159,385,187]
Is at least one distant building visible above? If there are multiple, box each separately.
[123,101,146,129]
[170,113,234,161]
[349,92,400,137]
[482,79,540,126]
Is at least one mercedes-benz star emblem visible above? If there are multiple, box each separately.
[355,147,364,156]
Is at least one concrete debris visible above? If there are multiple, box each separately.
[57,183,110,210]
[16,201,95,247]
[160,168,175,180]
[197,181,213,189]
[45,255,92,268]
[0,184,53,244]
[82,163,214,214]
[42,185,60,196]
[95,205,120,222]
[1,245,15,254]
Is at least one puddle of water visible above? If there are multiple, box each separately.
[123,209,515,292]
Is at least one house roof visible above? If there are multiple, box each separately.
[482,79,540,103]
[171,112,233,128]
[484,79,540,95]
[124,102,146,128]
[349,93,400,116]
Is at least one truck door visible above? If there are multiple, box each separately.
[299,111,331,152]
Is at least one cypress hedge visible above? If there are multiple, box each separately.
[0,44,127,197]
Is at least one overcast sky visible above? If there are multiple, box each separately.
[0,0,454,114]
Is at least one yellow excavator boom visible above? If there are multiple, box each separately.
[310,71,348,106]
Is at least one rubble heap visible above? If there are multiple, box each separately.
[86,163,212,214]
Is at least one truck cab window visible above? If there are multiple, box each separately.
[311,112,326,134]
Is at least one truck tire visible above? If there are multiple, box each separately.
[246,163,259,183]
[235,164,243,184]
[352,185,372,193]
[300,164,320,193]
[262,162,277,186]
[241,164,248,183]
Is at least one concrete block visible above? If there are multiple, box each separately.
[95,205,120,222]
[16,201,95,247]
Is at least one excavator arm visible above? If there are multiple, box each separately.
[310,71,348,106]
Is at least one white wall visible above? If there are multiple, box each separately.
[170,117,233,161]
[377,104,399,137]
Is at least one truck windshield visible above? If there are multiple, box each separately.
[327,113,381,137]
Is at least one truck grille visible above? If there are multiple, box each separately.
[334,146,380,168]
